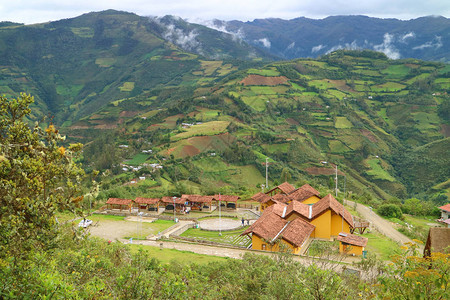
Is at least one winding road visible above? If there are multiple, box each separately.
[345,200,424,251]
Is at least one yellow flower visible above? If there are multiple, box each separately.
[58,146,66,155]
[45,125,56,134]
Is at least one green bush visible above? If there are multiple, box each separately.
[377,204,403,219]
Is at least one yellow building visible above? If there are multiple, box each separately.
[243,191,364,255]
[252,182,322,212]
[337,232,368,256]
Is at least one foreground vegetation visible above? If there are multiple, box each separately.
[1,95,449,299]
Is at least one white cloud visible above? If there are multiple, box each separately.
[256,38,271,48]
[287,42,295,50]
[191,19,245,41]
[413,36,443,50]
[1,0,448,25]
[374,33,401,59]
[151,17,202,53]
[326,40,360,53]
[311,44,325,53]
[400,31,415,42]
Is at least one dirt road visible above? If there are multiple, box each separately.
[346,200,423,251]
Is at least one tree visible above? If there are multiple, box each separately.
[280,167,292,183]
[0,94,85,260]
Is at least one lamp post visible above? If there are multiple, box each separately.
[219,193,222,236]
[173,196,176,222]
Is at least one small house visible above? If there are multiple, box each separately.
[424,227,450,257]
[337,232,368,256]
[438,204,450,221]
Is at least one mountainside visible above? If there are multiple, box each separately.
[214,15,450,62]
[0,10,268,123]
[0,10,449,204]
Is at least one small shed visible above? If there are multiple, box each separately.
[424,227,450,257]
[106,198,134,212]
[134,197,160,212]
[337,232,368,256]
[213,195,240,210]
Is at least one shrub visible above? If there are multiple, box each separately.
[377,204,403,219]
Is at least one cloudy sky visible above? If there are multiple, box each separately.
[1,0,448,24]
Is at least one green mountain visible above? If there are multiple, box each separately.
[0,11,449,204]
[0,10,268,123]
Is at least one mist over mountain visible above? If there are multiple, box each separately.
[203,15,450,62]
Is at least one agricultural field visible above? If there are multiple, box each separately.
[365,159,396,182]
[172,121,230,141]
[125,153,150,166]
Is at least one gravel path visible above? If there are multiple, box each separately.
[346,200,423,251]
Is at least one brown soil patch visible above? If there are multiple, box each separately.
[180,145,201,157]
[328,79,356,93]
[15,77,28,83]
[240,75,288,86]
[306,167,345,176]
[441,124,450,138]
[94,124,117,129]
[360,129,377,142]
[119,111,140,118]
[286,118,299,125]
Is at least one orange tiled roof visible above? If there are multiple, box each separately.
[135,197,160,205]
[242,209,288,241]
[264,202,288,217]
[213,195,240,202]
[312,194,353,227]
[267,182,296,194]
[242,208,315,248]
[285,201,310,219]
[251,192,271,203]
[439,204,450,212]
[161,196,185,204]
[271,193,293,203]
[288,184,320,202]
[282,218,316,247]
[106,198,134,205]
[337,233,368,247]
[182,195,214,203]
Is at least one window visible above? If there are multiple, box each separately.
[262,244,266,250]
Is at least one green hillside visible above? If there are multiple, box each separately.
[0,11,448,204]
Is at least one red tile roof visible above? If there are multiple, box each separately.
[106,198,134,205]
[251,192,271,203]
[285,201,310,219]
[242,209,288,241]
[288,184,320,202]
[282,218,316,247]
[267,182,296,194]
[135,197,160,205]
[242,208,315,248]
[337,233,368,247]
[160,196,185,204]
[271,193,293,203]
[312,194,354,227]
[213,195,240,202]
[439,204,450,212]
[264,202,288,217]
[181,195,213,203]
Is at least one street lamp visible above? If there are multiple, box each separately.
[172,196,177,222]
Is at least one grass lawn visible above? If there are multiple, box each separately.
[180,227,252,247]
[364,232,401,261]
[128,244,231,265]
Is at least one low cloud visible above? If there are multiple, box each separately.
[400,32,415,43]
[327,40,360,53]
[413,35,442,50]
[287,42,295,50]
[151,17,202,53]
[192,19,245,41]
[256,38,271,48]
[311,44,325,53]
[374,33,400,59]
